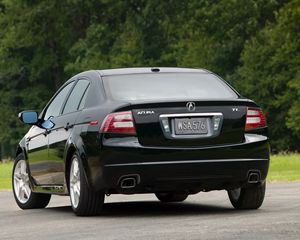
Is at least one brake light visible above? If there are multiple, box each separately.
[245,107,267,130]
[100,111,136,135]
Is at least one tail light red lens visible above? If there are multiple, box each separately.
[245,107,267,130]
[100,111,136,135]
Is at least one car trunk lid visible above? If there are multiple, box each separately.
[115,99,256,148]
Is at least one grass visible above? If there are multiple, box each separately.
[1,154,300,190]
[267,154,300,182]
[0,161,13,190]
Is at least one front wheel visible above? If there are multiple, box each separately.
[12,154,51,209]
[228,181,266,209]
[69,153,105,216]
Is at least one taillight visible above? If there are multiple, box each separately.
[100,111,136,135]
[245,107,267,130]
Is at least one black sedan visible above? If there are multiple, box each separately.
[13,67,269,216]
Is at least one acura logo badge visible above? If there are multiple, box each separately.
[186,102,196,111]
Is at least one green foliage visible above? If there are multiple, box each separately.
[0,0,101,89]
[0,0,298,158]
[0,86,48,145]
[237,0,300,151]
[169,0,286,77]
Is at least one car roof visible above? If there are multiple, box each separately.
[97,67,210,77]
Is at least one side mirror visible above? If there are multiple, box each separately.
[18,111,38,125]
[18,110,55,129]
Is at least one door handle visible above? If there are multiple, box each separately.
[64,123,73,131]
[43,129,51,136]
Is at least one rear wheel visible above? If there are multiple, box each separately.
[228,181,266,209]
[69,153,105,216]
[12,154,51,209]
[155,192,188,202]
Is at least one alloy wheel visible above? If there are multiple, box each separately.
[13,160,31,204]
[70,157,81,208]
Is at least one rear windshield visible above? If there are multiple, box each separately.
[103,73,238,101]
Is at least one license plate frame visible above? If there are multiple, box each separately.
[174,117,209,135]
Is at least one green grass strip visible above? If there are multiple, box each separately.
[0,161,13,190]
[268,154,300,182]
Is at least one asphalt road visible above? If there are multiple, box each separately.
[0,182,299,240]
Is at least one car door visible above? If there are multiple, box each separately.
[26,126,48,185]
[47,79,91,185]
[27,82,74,185]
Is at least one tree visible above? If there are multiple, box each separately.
[237,0,300,152]
[0,0,101,158]
[0,0,298,158]
[166,0,286,79]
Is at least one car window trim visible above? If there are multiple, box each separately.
[98,75,107,102]
[60,77,91,116]
[41,80,75,120]
[77,82,90,110]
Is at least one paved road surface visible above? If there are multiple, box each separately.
[0,182,299,240]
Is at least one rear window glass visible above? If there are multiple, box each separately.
[103,73,238,101]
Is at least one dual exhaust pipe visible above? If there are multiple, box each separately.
[118,171,261,189]
[119,174,140,189]
[248,171,261,184]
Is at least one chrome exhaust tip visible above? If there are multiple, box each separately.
[119,176,138,189]
[248,171,260,184]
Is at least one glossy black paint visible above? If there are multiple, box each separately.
[17,68,270,195]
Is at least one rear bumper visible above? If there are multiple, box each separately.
[104,159,269,193]
[87,134,270,192]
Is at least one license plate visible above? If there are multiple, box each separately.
[174,118,208,135]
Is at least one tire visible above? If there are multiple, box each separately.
[12,154,51,209]
[228,181,266,209]
[155,192,188,202]
[69,153,105,216]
